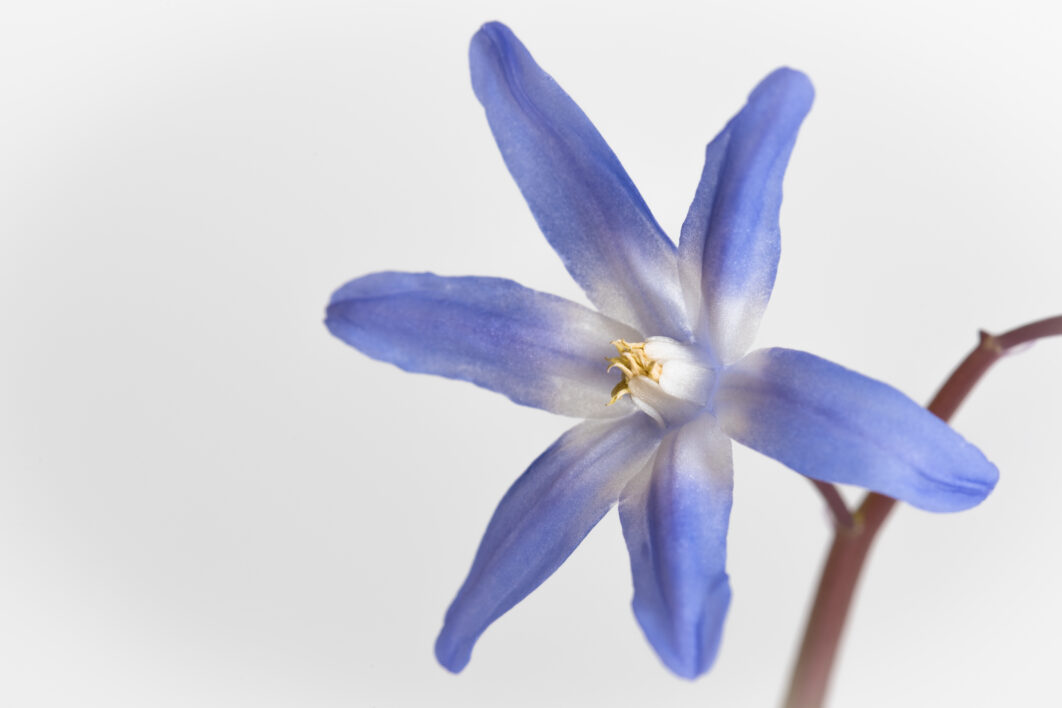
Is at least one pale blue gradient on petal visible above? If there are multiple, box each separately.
[619,414,733,679]
[679,69,813,363]
[435,414,662,672]
[470,22,688,337]
[325,271,640,418]
[323,24,1005,681]
[715,348,999,511]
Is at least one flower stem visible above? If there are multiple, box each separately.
[808,479,855,531]
[782,314,1062,708]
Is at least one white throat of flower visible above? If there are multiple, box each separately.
[607,337,715,427]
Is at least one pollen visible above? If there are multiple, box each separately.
[606,339,662,405]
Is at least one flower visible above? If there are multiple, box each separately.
[325,21,998,679]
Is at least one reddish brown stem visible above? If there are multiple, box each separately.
[809,479,855,531]
[783,315,1062,708]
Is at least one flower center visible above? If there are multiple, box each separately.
[606,340,663,404]
[606,337,715,426]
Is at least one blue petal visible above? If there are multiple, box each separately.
[619,414,733,679]
[435,414,663,672]
[469,22,687,337]
[679,69,814,364]
[325,271,642,418]
[714,348,999,511]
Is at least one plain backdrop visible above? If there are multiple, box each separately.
[3,1,1061,706]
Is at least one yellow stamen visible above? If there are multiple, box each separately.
[606,339,662,406]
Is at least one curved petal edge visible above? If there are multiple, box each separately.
[679,69,814,363]
[435,414,662,672]
[714,348,999,512]
[325,271,641,418]
[619,414,734,679]
[470,22,688,337]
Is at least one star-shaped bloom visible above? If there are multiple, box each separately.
[325,22,998,679]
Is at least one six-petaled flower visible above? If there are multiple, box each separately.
[325,21,998,679]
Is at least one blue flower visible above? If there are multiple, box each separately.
[325,22,998,679]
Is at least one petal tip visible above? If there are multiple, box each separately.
[934,453,1000,512]
[322,304,342,339]
[477,20,511,36]
[469,20,517,66]
[634,576,732,680]
[323,271,409,343]
[751,67,815,116]
[434,626,473,674]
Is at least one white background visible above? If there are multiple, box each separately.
[3,1,1061,706]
